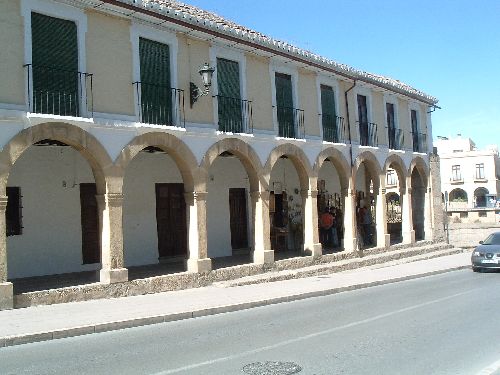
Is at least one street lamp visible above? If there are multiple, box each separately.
[190,62,215,107]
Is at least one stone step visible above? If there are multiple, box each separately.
[215,243,464,288]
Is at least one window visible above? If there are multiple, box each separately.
[216,58,243,132]
[320,85,338,142]
[451,165,462,181]
[6,187,22,236]
[31,12,79,116]
[410,109,418,134]
[275,73,295,138]
[386,169,397,186]
[139,38,172,125]
[479,211,487,217]
[475,163,485,179]
[386,103,398,149]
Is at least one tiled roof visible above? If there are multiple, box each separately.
[123,0,438,104]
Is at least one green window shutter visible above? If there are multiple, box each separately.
[320,85,337,142]
[217,58,242,132]
[139,38,172,125]
[31,12,79,116]
[275,73,294,137]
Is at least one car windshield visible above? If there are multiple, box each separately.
[482,233,500,245]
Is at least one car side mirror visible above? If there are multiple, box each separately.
[479,241,484,244]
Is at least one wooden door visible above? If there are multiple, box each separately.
[79,183,100,264]
[229,188,249,250]
[155,183,187,259]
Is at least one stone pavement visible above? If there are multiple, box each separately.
[0,250,471,348]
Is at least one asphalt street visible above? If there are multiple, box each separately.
[0,269,499,375]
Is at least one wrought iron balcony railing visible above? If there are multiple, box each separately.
[387,126,404,150]
[322,114,346,143]
[412,132,427,153]
[276,106,305,139]
[24,64,93,118]
[216,95,253,134]
[133,82,185,127]
[357,121,378,147]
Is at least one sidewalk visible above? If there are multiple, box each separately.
[0,250,471,348]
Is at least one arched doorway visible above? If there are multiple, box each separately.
[118,133,196,278]
[411,166,428,241]
[315,149,349,254]
[384,157,407,245]
[474,187,488,208]
[3,123,110,292]
[354,153,381,249]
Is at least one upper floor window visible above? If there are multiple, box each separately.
[320,85,340,143]
[386,102,402,150]
[30,12,81,117]
[275,73,303,138]
[451,165,462,181]
[357,94,377,146]
[137,38,174,126]
[411,109,426,152]
[410,109,419,133]
[476,163,485,179]
[216,58,250,133]
[386,169,397,186]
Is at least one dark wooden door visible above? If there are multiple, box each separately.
[155,183,187,258]
[229,188,249,250]
[79,183,100,264]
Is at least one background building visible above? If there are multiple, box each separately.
[435,134,500,223]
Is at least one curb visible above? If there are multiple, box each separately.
[0,264,469,348]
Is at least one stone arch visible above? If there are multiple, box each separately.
[0,122,111,194]
[449,188,468,202]
[313,147,350,191]
[474,187,489,208]
[115,132,198,193]
[408,156,429,187]
[353,150,382,190]
[199,138,262,193]
[383,153,408,190]
[263,143,313,191]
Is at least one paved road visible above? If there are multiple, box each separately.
[0,269,499,375]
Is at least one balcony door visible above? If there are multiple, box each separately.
[275,73,295,138]
[321,85,337,142]
[357,94,369,145]
[139,38,172,125]
[217,58,243,132]
[31,12,79,116]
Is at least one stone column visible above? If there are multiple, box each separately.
[424,187,433,241]
[301,189,321,257]
[342,187,358,253]
[185,191,212,273]
[251,190,274,264]
[375,185,390,248]
[429,154,445,242]
[401,182,416,244]
[97,193,128,284]
[0,195,13,310]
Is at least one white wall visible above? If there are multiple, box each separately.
[122,152,183,267]
[7,146,95,279]
[318,162,342,197]
[206,156,250,258]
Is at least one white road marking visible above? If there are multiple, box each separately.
[476,359,500,375]
[153,289,477,375]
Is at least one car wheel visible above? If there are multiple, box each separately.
[472,266,481,272]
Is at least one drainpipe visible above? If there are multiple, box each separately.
[344,79,357,167]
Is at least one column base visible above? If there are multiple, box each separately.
[99,268,128,284]
[303,243,322,257]
[253,249,274,264]
[186,258,212,273]
[377,234,391,249]
[0,282,13,310]
[403,230,416,244]
[343,237,358,253]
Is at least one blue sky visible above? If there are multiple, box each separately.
[185,0,500,149]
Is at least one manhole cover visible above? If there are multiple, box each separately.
[242,361,302,375]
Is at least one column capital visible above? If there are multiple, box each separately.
[184,191,208,204]
[96,193,124,207]
[250,190,270,200]
[300,189,318,198]
[342,188,355,197]
[380,188,386,195]
[0,196,7,212]
[407,187,413,195]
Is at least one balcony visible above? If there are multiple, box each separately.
[357,121,378,147]
[412,132,427,153]
[133,82,185,127]
[276,106,305,139]
[387,126,404,150]
[322,114,346,143]
[25,64,93,118]
[216,95,253,134]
